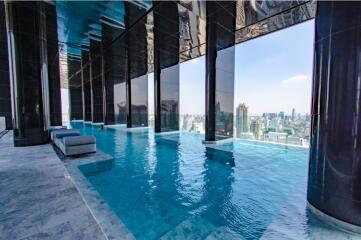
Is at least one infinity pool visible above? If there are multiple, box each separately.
[71,122,352,240]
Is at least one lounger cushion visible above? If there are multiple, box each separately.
[63,136,96,146]
[53,130,80,139]
[49,126,67,132]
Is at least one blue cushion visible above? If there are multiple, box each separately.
[55,132,80,139]
[49,127,67,133]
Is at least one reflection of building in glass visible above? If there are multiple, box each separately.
[131,104,148,127]
[215,101,233,137]
[161,99,179,131]
[236,103,248,137]
[116,101,126,123]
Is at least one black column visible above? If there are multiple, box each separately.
[102,23,125,125]
[45,3,61,126]
[205,12,216,141]
[308,1,361,227]
[205,2,236,141]
[154,32,161,132]
[0,3,12,130]
[125,2,148,128]
[81,50,91,122]
[89,39,103,123]
[125,48,132,128]
[5,2,50,146]
[154,2,180,133]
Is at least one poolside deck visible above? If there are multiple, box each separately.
[0,132,106,239]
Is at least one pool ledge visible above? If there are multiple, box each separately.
[155,130,180,136]
[202,138,234,145]
[63,152,136,240]
[307,201,361,236]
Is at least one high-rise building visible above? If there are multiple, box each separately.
[292,108,296,121]
[250,119,262,139]
[279,111,285,120]
[236,103,248,137]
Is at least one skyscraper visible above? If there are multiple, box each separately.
[279,111,285,120]
[250,119,262,139]
[236,103,248,138]
[292,108,296,121]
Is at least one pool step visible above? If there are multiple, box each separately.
[159,216,216,240]
[205,227,245,240]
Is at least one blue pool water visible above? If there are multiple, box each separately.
[71,123,343,240]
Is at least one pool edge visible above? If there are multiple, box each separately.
[62,152,136,240]
[307,201,361,236]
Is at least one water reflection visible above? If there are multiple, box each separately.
[202,147,235,228]
[71,124,359,240]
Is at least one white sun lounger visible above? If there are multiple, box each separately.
[51,129,96,156]
[57,135,96,156]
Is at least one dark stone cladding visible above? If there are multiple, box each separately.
[154,1,180,132]
[89,39,103,123]
[5,2,50,146]
[205,1,236,141]
[102,23,125,125]
[0,4,12,129]
[46,3,62,126]
[81,50,92,122]
[125,2,148,128]
[308,1,361,226]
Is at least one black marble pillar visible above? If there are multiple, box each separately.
[125,48,132,128]
[102,23,126,125]
[205,2,236,141]
[125,2,148,128]
[81,50,91,122]
[308,1,361,227]
[89,39,103,123]
[0,3,12,129]
[5,2,50,146]
[154,2,180,132]
[205,12,216,142]
[45,3,61,126]
[154,41,161,132]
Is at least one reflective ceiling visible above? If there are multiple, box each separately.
[56,0,152,57]
[58,0,315,87]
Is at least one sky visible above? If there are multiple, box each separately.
[179,20,315,116]
[61,88,69,122]
[234,20,315,115]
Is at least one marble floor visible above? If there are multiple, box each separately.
[0,132,106,240]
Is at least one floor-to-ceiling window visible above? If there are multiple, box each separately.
[234,20,314,146]
[61,88,69,123]
[179,56,205,133]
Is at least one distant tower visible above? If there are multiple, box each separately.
[279,111,285,120]
[236,103,248,137]
[250,119,261,139]
[292,108,296,121]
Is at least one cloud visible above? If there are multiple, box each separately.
[282,75,309,84]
